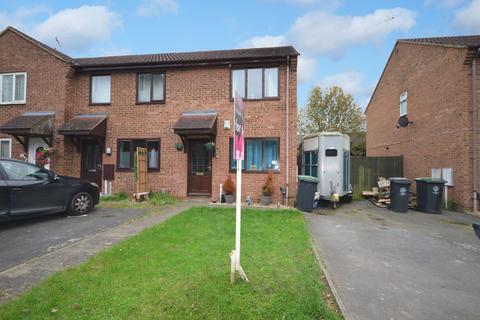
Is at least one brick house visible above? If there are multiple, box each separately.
[366,35,480,212]
[0,26,298,204]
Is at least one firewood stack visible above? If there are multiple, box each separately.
[362,177,416,209]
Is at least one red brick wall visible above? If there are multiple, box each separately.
[366,41,477,211]
[71,60,298,203]
[0,30,73,174]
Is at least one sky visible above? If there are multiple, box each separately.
[1,0,480,110]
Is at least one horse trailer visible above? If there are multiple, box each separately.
[301,132,352,206]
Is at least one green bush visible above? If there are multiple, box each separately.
[101,192,128,202]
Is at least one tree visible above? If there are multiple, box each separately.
[298,86,365,155]
[298,86,364,136]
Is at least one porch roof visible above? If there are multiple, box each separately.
[0,112,54,136]
[173,111,217,136]
[58,114,107,137]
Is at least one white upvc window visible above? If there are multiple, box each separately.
[0,138,12,158]
[400,91,408,116]
[0,73,27,104]
[91,75,111,104]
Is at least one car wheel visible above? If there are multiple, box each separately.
[68,192,93,216]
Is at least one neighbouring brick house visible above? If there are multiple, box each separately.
[366,35,480,212]
[0,26,298,204]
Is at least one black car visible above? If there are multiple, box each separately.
[0,158,100,220]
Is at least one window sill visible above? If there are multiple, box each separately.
[229,97,280,102]
[116,168,160,172]
[90,103,111,106]
[0,102,26,105]
[136,101,165,105]
[229,170,281,174]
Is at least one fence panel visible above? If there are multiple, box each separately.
[351,156,403,198]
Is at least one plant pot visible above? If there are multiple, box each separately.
[260,195,272,206]
[224,194,235,204]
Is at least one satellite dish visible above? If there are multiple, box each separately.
[398,116,411,128]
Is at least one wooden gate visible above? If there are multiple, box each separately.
[351,156,403,198]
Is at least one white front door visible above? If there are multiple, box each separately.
[28,138,50,170]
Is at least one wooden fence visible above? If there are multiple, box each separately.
[351,156,403,198]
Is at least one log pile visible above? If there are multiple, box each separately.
[362,177,416,209]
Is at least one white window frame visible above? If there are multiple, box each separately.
[0,72,27,105]
[90,75,111,104]
[399,91,408,116]
[0,138,12,158]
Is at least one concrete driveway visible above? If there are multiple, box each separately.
[306,201,480,320]
[0,207,146,273]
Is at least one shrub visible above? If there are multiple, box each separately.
[223,175,236,195]
[262,171,274,197]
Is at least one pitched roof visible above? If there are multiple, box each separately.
[1,26,298,69]
[0,26,72,63]
[400,35,480,48]
[73,46,299,68]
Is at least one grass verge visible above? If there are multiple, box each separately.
[98,192,178,212]
[0,207,342,320]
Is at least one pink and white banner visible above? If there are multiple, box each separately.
[234,92,244,160]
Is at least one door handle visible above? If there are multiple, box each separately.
[12,187,23,191]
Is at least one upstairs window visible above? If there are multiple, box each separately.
[137,73,165,103]
[0,73,26,104]
[91,75,111,104]
[231,67,279,100]
[400,91,408,116]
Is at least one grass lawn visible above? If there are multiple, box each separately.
[0,207,342,320]
[98,192,178,212]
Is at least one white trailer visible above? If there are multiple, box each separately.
[301,132,352,206]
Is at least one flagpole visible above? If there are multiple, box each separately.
[235,159,241,270]
[230,91,248,283]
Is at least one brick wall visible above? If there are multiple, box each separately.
[366,41,478,211]
[71,60,298,203]
[0,30,73,174]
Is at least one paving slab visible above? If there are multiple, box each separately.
[306,201,480,320]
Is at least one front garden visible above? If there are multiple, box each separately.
[0,207,342,319]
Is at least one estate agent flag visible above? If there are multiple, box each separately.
[230,92,249,283]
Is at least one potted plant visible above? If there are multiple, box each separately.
[260,171,274,205]
[205,141,215,152]
[35,147,54,167]
[223,175,236,204]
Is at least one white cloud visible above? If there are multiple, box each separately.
[136,0,178,17]
[297,56,317,83]
[425,0,463,7]
[238,35,286,48]
[318,71,366,95]
[455,0,480,32]
[238,7,416,83]
[288,8,416,56]
[32,5,122,52]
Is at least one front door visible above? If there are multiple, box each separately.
[188,139,212,195]
[81,140,102,187]
[28,137,50,170]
